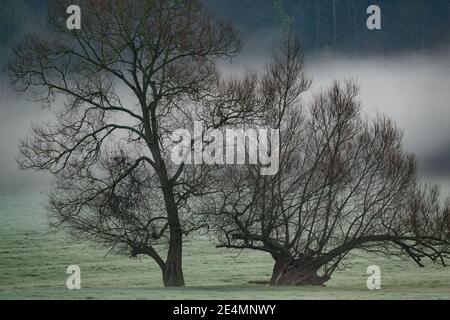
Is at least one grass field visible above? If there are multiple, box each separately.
[0,190,449,300]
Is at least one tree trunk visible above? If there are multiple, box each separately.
[161,181,185,287]
[151,145,185,287]
[141,245,184,288]
[163,224,185,287]
[270,255,330,286]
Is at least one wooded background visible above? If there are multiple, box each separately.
[1,0,449,53]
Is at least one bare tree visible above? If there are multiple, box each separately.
[8,0,249,287]
[205,37,450,286]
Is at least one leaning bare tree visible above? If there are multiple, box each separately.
[7,0,259,287]
[205,37,450,286]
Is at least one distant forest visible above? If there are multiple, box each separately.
[0,0,47,47]
[208,0,450,53]
[1,0,450,53]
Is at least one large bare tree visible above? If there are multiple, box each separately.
[204,37,450,286]
[8,0,255,287]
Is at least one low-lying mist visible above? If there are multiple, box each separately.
[306,50,450,194]
[1,48,449,191]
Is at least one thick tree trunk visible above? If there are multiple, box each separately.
[148,231,184,287]
[149,146,185,287]
[161,180,185,287]
[163,225,185,287]
[270,255,330,286]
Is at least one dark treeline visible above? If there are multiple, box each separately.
[207,0,450,53]
[0,0,47,53]
[0,0,449,54]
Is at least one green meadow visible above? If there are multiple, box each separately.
[0,191,449,300]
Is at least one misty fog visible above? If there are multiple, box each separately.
[309,50,450,175]
[1,5,449,192]
[0,84,53,190]
[227,41,450,180]
[1,49,449,191]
